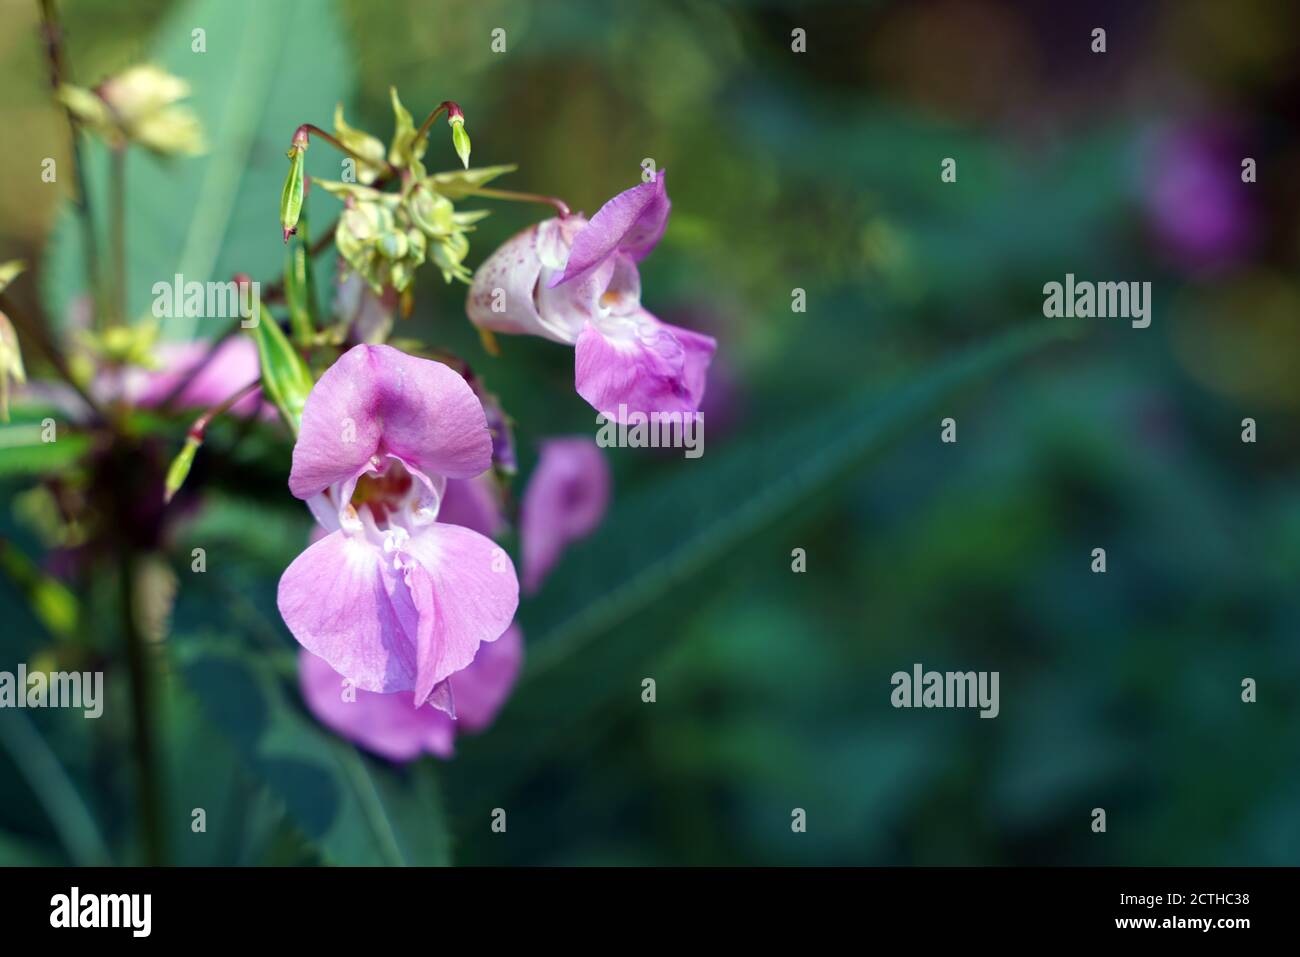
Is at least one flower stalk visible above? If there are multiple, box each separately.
[164,378,263,504]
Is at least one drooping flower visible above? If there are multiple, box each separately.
[466,174,715,420]
[521,437,610,593]
[277,343,519,709]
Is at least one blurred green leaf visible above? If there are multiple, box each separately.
[452,323,1070,798]
[42,0,352,338]
[177,641,452,865]
[0,424,90,479]
[0,710,110,866]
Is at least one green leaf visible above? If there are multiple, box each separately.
[41,0,353,340]
[0,710,110,866]
[177,641,452,866]
[0,538,79,640]
[0,423,90,480]
[386,87,427,178]
[425,164,517,200]
[332,103,387,185]
[452,324,1070,793]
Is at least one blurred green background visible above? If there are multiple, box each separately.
[1,0,1298,865]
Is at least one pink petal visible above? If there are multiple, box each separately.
[298,650,455,762]
[438,475,507,538]
[448,624,524,732]
[289,344,493,500]
[277,530,418,694]
[574,310,716,420]
[402,522,520,699]
[520,437,611,593]
[549,173,670,288]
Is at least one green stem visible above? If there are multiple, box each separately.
[413,101,452,144]
[119,546,165,865]
[297,124,395,178]
[187,378,262,442]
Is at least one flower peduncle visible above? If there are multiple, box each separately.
[292,124,396,178]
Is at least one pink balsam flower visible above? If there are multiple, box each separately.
[298,473,520,760]
[277,343,519,711]
[467,174,715,420]
[298,440,612,760]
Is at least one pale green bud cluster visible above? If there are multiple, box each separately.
[309,92,517,295]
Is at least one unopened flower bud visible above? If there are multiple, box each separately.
[164,435,200,504]
[449,112,471,170]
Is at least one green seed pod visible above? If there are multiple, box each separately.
[280,141,307,242]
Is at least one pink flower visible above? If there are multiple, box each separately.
[521,437,610,593]
[466,174,715,420]
[297,438,612,760]
[277,344,519,710]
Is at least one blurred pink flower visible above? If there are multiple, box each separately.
[1143,122,1254,272]
[520,437,610,593]
[118,337,267,416]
